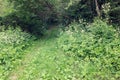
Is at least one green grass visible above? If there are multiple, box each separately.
[7,30,77,80]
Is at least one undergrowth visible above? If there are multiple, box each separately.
[0,20,120,80]
[0,26,35,79]
[58,20,120,79]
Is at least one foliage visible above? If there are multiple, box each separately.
[0,0,14,17]
[0,0,120,79]
[0,26,35,79]
[58,20,120,79]
[0,20,119,80]
[0,0,55,35]
[0,0,119,32]
[109,1,120,25]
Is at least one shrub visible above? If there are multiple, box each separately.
[0,0,14,17]
[1,11,46,36]
[58,20,120,79]
[0,26,35,79]
[3,0,56,35]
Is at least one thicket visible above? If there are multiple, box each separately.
[58,20,120,79]
[0,26,35,79]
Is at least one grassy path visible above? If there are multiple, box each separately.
[8,30,76,80]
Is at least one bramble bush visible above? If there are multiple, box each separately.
[0,26,35,79]
[58,20,120,79]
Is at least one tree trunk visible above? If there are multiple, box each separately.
[95,0,101,17]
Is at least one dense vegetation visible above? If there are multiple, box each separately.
[0,26,35,79]
[58,20,120,79]
[0,0,120,80]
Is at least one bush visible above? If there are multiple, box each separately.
[0,0,14,17]
[3,0,56,35]
[0,26,35,79]
[1,12,46,36]
[58,20,120,79]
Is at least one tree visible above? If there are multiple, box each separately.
[95,0,101,17]
[4,0,58,35]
